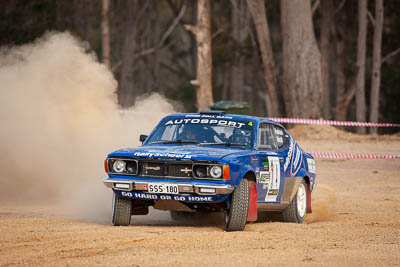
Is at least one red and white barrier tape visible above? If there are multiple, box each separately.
[309,152,400,159]
[267,117,400,128]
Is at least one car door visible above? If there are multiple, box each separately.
[256,122,290,203]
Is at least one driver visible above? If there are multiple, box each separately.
[232,128,250,146]
[182,128,198,141]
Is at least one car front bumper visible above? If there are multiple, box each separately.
[103,178,234,195]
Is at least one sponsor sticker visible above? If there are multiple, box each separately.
[119,192,225,202]
[290,144,303,177]
[265,156,281,202]
[284,140,294,171]
[251,155,259,162]
[165,118,245,128]
[307,158,316,173]
[259,171,271,184]
[268,189,278,196]
[133,152,193,159]
[261,157,269,171]
[185,114,233,119]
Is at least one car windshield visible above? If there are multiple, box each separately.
[145,116,254,149]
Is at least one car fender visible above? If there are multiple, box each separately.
[296,168,308,181]
[296,166,313,214]
[234,165,255,188]
[287,156,313,213]
[232,165,257,222]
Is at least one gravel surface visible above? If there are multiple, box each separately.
[1,136,399,266]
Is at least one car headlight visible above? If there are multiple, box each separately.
[195,165,207,178]
[113,160,126,173]
[210,165,222,178]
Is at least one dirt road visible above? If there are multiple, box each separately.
[1,134,399,266]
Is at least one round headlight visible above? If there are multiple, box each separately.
[195,166,207,178]
[113,160,126,173]
[210,165,222,178]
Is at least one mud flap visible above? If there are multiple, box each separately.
[131,206,149,215]
[306,184,312,213]
[247,181,257,221]
[131,200,150,215]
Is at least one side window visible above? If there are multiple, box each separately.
[272,125,289,149]
[258,123,277,150]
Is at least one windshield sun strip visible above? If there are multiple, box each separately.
[145,117,255,147]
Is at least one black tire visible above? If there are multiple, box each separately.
[226,178,249,231]
[282,179,307,223]
[112,192,132,226]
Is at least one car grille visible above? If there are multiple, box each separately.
[141,161,164,176]
[169,163,192,178]
[140,160,192,179]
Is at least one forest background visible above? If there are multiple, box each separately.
[1,0,399,134]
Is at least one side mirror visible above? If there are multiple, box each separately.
[139,134,148,144]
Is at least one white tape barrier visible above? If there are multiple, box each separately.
[309,151,400,159]
[267,117,400,128]
[265,118,400,159]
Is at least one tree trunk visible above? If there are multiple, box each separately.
[185,0,213,111]
[231,0,249,102]
[332,4,357,122]
[222,69,230,100]
[356,0,368,133]
[247,0,279,116]
[369,0,384,134]
[101,0,111,69]
[281,0,323,118]
[152,2,161,92]
[143,4,153,94]
[320,0,334,119]
[118,1,137,108]
[335,38,356,121]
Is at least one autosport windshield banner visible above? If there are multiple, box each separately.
[164,115,253,129]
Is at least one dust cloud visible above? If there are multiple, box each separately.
[0,32,175,222]
[306,184,337,223]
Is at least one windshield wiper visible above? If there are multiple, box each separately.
[199,142,247,147]
[149,140,198,145]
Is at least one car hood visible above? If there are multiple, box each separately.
[109,145,250,161]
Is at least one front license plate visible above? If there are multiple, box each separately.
[148,183,179,194]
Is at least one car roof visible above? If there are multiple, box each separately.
[164,112,283,127]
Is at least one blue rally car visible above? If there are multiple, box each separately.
[103,111,316,231]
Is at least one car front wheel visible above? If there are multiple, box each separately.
[282,179,307,223]
[112,192,132,226]
[225,178,249,231]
